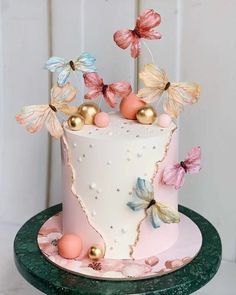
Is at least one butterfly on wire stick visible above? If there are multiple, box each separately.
[162,147,201,190]
[138,64,201,118]
[16,83,77,139]
[127,178,180,229]
[113,9,161,58]
[45,52,96,86]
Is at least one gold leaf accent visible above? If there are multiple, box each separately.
[129,125,177,259]
[61,134,106,256]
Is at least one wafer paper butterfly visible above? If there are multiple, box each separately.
[138,64,201,118]
[83,72,132,108]
[16,83,76,139]
[45,52,96,86]
[127,178,180,229]
[162,146,201,189]
[113,9,161,58]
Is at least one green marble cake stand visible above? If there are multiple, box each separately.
[14,204,222,295]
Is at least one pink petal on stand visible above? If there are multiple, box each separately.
[145,256,159,267]
[122,263,151,277]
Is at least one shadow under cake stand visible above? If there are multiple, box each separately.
[14,204,222,295]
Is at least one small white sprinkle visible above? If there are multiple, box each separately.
[96,188,101,193]
[121,228,127,234]
[92,211,96,217]
[89,183,96,190]
[108,131,113,136]
[107,160,112,166]
[77,157,83,162]
[73,143,77,148]
[137,153,143,158]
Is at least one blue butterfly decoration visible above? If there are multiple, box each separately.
[45,52,96,86]
[127,178,180,229]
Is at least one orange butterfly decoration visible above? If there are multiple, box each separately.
[138,64,201,118]
[16,83,77,139]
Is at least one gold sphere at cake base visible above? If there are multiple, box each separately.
[136,106,157,125]
[67,114,85,131]
[88,245,104,261]
[77,103,100,125]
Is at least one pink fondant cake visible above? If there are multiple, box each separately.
[16,8,201,272]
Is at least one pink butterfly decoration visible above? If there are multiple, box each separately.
[83,72,132,108]
[162,147,201,189]
[16,83,76,139]
[113,9,161,58]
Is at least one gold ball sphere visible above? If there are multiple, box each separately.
[88,245,104,261]
[77,103,100,125]
[136,106,157,125]
[67,114,85,131]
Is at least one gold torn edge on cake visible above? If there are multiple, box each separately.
[151,124,177,183]
[61,135,106,255]
[129,125,177,259]
[129,212,147,259]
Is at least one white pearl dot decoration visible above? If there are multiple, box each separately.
[73,143,77,148]
[96,188,101,194]
[77,157,83,162]
[89,183,97,190]
[137,153,143,158]
[107,160,112,166]
[92,210,97,217]
[121,228,127,234]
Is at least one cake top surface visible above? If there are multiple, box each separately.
[64,112,176,140]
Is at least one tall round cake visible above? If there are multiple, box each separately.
[61,113,178,260]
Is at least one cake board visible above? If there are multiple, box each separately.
[37,211,202,280]
[14,203,222,294]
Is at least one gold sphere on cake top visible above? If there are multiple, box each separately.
[88,245,104,261]
[67,114,85,131]
[77,102,100,125]
[136,106,157,125]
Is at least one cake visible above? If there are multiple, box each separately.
[16,8,202,277]
[62,113,178,260]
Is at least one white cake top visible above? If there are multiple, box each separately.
[65,112,176,140]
